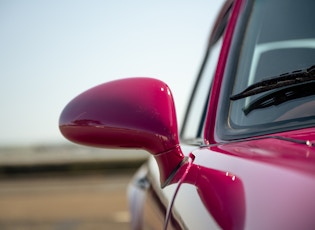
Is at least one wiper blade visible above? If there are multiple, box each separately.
[230,65,315,100]
[242,81,315,115]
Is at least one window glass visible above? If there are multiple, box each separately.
[181,0,231,143]
[182,39,223,142]
[219,0,315,139]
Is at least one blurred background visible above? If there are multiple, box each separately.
[0,0,223,229]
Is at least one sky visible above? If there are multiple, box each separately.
[0,0,223,147]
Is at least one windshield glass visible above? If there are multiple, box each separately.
[223,0,315,137]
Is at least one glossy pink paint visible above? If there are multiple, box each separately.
[188,141,315,229]
[215,128,315,175]
[165,128,315,229]
[204,0,244,145]
[59,76,246,229]
[189,165,245,230]
[171,157,245,230]
[59,77,184,186]
[57,0,315,228]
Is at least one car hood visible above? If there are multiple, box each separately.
[182,128,315,229]
[215,127,315,175]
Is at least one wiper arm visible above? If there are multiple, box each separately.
[242,81,315,115]
[230,65,315,100]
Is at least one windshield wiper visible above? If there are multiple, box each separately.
[242,81,315,115]
[230,65,315,100]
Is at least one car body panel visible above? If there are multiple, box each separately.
[202,128,315,230]
[129,127,315,229]
[205,0,244,145]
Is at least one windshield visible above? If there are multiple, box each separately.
[219,0,315,139]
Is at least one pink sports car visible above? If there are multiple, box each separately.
[59,0,315,229]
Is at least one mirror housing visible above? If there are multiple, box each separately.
[59,77,184,187]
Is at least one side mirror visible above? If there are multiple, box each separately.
[59,77,184,187]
